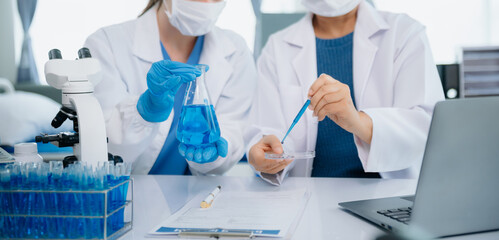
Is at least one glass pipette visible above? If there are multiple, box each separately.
[281,99,311,144]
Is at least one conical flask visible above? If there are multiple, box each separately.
[176,64,221,147]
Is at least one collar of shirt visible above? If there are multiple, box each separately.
[160,35,205,64]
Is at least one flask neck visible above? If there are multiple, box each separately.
[185,64,212,106]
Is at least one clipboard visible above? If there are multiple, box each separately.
[154,227,284,238]
[148,189,310,239]
[156,228,255,239]
[179,229,254,239]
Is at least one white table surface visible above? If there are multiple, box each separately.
[120,175,499,240]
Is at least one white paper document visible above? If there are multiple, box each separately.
[149,189,309,238]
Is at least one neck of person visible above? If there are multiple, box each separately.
[157,6,197,63]
[312,6,358,39]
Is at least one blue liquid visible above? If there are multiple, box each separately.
[177,104,221,146]
[0,163,130,239]
[281,99,310,144]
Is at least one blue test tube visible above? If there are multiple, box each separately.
[115,163,124,207]
[14,162,24,239]
[114,163,125,232]
[39,163,49,238]
[25,163,36,238]
[9,163,21,238]
[82,164,94,239]
[75,163,86,238]
[105,161,115,212]
[0,167,10,238]
[95,162,107,238]
[0,167,11,213]
[61,164,72,238]
[0,167,9,238]
[20,162,29,216]
[108,161,118,233]
[50,161,64,238]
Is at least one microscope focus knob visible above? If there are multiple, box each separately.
[48,49,62,60]
[78,47,92,59]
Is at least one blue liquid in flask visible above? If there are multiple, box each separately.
[176,104,221,146]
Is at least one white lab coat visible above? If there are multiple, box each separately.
[84,8,256,175]
[244,1,444,185]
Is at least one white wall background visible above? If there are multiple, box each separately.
[30,0,148,75]
[4,0,499,84]
[374,0,499,64]
[26,0,255,84]
[260,0,499,64]
[217,0,256,52]
[0,0,20,83]
[490,0,499,44]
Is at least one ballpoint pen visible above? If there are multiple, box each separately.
[201,185,221,208]
[281,99,311,144]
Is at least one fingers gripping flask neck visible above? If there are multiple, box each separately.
[176,65,221,146]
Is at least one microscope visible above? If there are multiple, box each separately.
[36,48,121,167]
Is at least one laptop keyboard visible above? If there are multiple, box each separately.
[377,207,412,224]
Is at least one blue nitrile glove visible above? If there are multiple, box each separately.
[178,138,228,164]
[137,60,201,122]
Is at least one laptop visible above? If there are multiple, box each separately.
[339,97,499,238]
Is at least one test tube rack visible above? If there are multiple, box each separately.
[0,178,133,239]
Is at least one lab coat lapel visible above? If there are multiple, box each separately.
[284,14,318,152]
[199,29,235,106]
[287,14,317,89]
[132,9,163,64]
[353,2,389,106]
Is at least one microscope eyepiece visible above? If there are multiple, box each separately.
[48,49,62,60]
[51,111,69,128]
[78,47,92,59]
[51,107,77,129]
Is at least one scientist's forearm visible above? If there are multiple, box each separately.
[353,111,373,145]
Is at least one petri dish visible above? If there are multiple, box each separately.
[265,151,315,160]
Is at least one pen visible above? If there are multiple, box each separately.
[201,185,221,208]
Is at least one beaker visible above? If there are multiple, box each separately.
[176,65,221,147]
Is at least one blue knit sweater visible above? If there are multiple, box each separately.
[312,32,380,178]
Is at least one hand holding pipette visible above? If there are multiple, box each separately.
[308,74,373,144]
